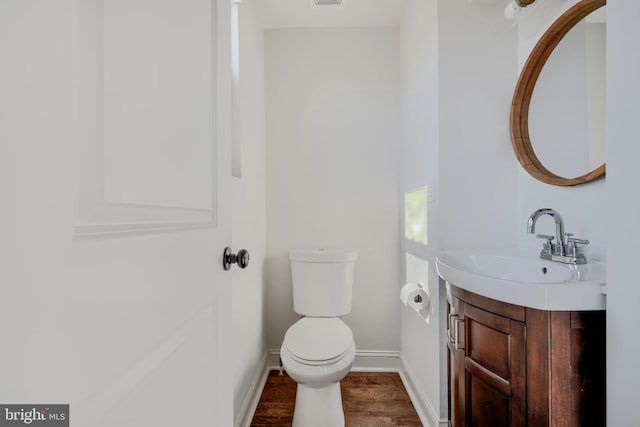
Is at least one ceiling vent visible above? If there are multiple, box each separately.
[310,0,346,8]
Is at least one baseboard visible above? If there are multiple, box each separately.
[265,348,281,370]
[352,349,403,372]
[234,352,270,427]
[399,353,448,427]
[240,349,447,427]
[265,348,403,372]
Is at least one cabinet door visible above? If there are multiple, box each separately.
[447,295,466,427]
[464,304,526,427]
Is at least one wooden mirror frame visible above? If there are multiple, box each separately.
[510,0,606,186]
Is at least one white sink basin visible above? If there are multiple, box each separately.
[435,249,606,311]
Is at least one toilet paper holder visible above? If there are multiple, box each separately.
[400,282,430,323]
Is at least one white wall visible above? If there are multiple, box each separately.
[264,27,401,352]
[607,0,640,424]
[399,0,443,424]
[438,0,519,251]
[399,1,517,423]
[231,0,267,421]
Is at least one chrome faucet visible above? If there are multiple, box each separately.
[527,208,566,255]
[527,208,589,264]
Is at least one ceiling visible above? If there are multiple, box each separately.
[252,0,409,29]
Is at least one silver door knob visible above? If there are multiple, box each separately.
[223,247,250,270]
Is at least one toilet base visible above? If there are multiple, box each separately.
[292,382,345,427]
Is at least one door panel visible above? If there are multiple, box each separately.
[75,0,219,233]
[101,0,214,211]
[467,374,509,427]
[93,305,220,427]
[464,304,526,427]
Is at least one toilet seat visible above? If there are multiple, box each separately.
[283,318,353,366]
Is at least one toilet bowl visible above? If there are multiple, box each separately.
[280,317,356,427]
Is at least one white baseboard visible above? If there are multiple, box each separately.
[237,349,446,427]
[234,352,270,427]
[352,350,403,372]
[399,353,448,427]
[264,348,402,372]
[265,348,281,370]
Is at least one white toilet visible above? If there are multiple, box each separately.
[280,248,357,427]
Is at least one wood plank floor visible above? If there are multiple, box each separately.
[250,371,423,426]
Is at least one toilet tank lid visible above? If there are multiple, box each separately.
[290,248,357,263]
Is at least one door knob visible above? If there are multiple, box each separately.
[223,247,250,270]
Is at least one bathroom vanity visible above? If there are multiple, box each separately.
[446,284,605,427]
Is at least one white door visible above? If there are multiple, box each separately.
[0,0,233,426]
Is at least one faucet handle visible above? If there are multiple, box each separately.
[566,233,589,245]
[535,234,555,254]
[565,233,589,263]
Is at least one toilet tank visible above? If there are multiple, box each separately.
[290,248,357,317]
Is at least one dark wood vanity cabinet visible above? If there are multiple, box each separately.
[446,284,605,427]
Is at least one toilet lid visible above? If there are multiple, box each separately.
[284,318,353,366]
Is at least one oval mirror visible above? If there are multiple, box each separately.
[510,0,606,186]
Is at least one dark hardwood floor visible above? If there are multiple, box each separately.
[250,371,423,426]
